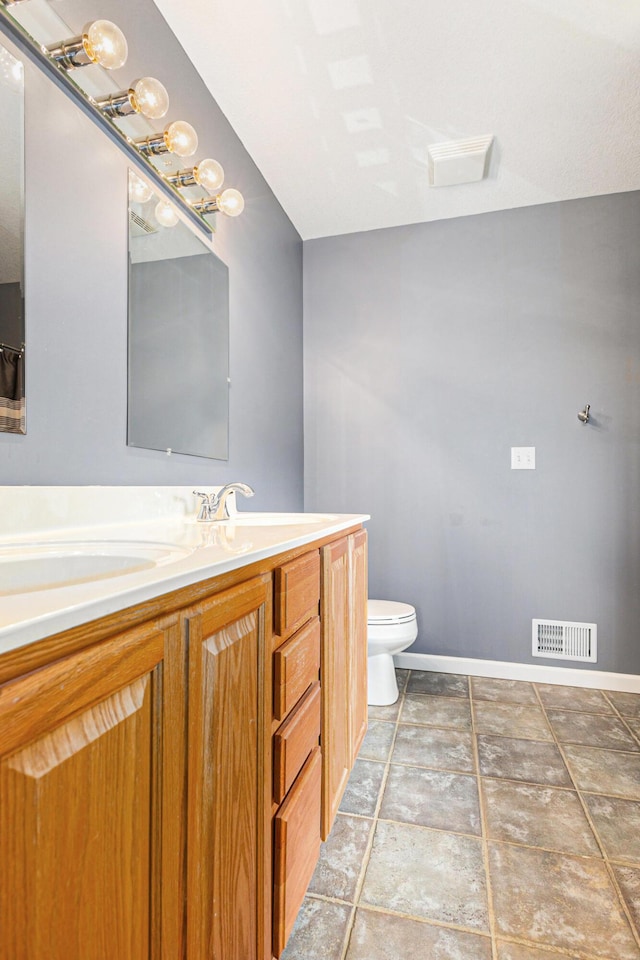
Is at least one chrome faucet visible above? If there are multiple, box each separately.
[193,483,255,521]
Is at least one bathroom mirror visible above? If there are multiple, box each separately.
[127,177,229,459]
[0,41,25,435]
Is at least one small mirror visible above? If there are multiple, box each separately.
[127,176,229,459]
[0,42,25,435]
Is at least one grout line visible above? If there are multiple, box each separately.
[470,677,500,960]
[351,900,493,939]
[381,756,476,775]
[601,690,640,749]
[495,932,626,960]
[305,891,354,907]
[532,684,640,951]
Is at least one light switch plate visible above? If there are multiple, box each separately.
[511,447,535,469]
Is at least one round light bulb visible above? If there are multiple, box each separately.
[155,200,179,228]
[216,188,245,217]
[128,171,153,204]
[82,20,128,70]
[130,77,169,120]
[163,120,198,158]
[194,158,225,193]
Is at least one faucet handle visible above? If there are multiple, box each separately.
[193,490,215,502]
[193,490,216,521]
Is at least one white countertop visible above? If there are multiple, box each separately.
[0,487,368,656]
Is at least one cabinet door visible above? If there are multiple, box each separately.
[320,537,351,840]
[349,529,368,763]
[186,574,272,960]
[0,618,184,960]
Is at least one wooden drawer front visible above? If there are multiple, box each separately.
[273,617,320,721]
[274,551,320,640]
[273,747,322,958]
[273,681,321,804]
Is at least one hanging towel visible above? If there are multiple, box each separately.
[0,349,25,434]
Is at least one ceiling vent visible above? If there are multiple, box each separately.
[427,135,494,187]
[532,619,597,663]
[129,209,157,237]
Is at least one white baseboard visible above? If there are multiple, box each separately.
[393,653,640,694]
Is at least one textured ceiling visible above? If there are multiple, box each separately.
[154,0,640,240]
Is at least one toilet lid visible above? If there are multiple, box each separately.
[367,599,416,624]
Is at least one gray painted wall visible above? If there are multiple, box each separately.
[0,1,304,513]
[304,193,640,674]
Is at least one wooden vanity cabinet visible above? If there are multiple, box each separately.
[0,525,367,960]
[0,616,185,960]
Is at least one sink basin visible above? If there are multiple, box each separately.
[220,512,339,526]
[0,540,191,595]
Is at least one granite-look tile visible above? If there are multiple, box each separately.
[470,677,537,705]
[400,693,472,730]
[361,820,489,931]
[407,671,469,698]
[358,720,396,762]
[563,745,640,799]
[281,897,351,960]
[536,684,613,714]
[473,702,552,741]
[607,691,640,719]
[497,943,582,960]
[367,700,401,721]
[346,908,492,960]
[481,779,599,856]
[339,759,386,817]
[308,814,373,901]
[381,764,481,835]
[395,668,410,694]
[629,719,640,741]
[547,709,640,751]
[614,865,640,933]
[584,794,640,863]
[477,735,572,787]
[393,724,475,773]
[489,842,640,959]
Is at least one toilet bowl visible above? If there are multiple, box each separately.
[367,599,417,706]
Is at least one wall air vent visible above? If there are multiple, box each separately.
[532,619,597,662]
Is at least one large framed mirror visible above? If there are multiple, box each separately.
[127,174,230,460]
[0,41,25,435]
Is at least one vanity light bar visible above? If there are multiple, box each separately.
[0,5,245,229]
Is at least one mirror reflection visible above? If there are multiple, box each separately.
[127,174,230,460]
[0,42,25,435]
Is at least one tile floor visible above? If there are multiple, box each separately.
[282,670,640,960]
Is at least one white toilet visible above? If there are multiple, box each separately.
[367,599,418,706]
